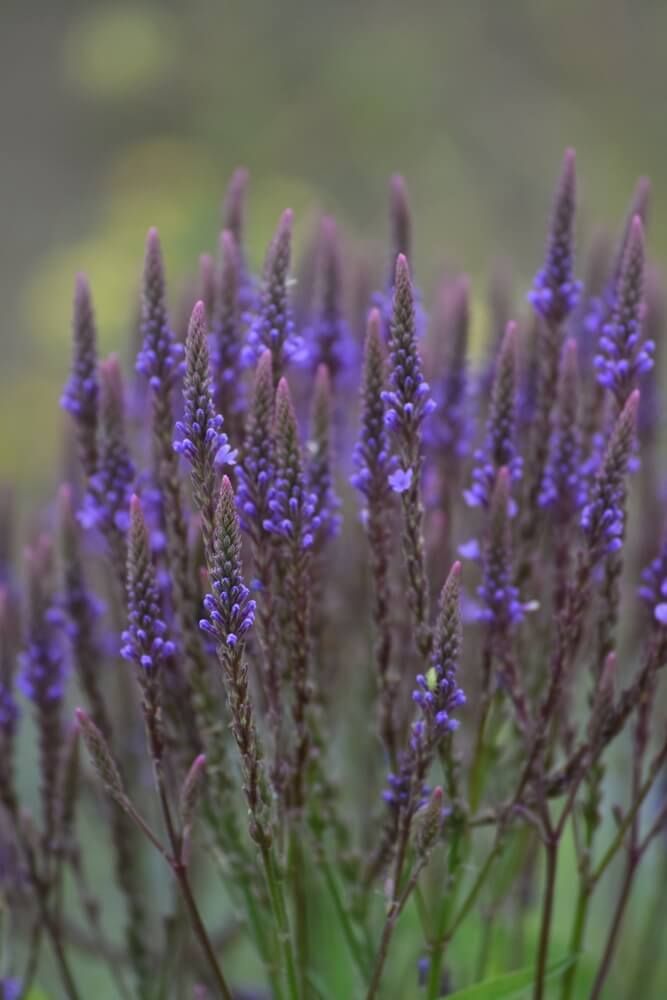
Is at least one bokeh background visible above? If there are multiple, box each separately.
[2,2,667,996]
[3,0,667,503]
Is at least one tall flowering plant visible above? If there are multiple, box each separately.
[1,152,666,1000]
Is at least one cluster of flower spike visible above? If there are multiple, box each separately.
[3,149,666,1000]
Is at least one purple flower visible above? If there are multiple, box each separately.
[539,339,585,519]
[137,228,184,391]
[304,217,357,382]
[221,166,256,315]
[199,476,256,646]
[350,309,396,503]
[0,682,18,734]
[80,358,135,537]
[581,390,639,560]
[388,467,413,493]
[120,496,175,673]
[595,216,654,406]
[237,350,275,539]
[464,322,522,509]
[529,148,582,323]
[61,273,99,477]
[244,209,302,381]
[383,254,435,446]
[263,378,319,550]
[477,469,524,628]
[211,230,246,424]
[307,364,341,543]
[426,276,472,462]
[638,525,667,627]
[174,301,237,470]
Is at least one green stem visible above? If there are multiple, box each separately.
[320,857,368,980]
[261,844,301,1000]
[559,882,591,1000]
[533,837,559,1000]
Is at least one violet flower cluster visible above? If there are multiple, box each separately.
[4,151,667,1000]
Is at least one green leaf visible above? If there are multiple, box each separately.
[444,956,576,999]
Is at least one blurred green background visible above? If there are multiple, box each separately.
[2,0,667,503]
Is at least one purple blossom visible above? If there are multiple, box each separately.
[120,496,175,673]
[0,683,18,735]
[426,276,471,461]
[388,467,413,493]
[528,148,582,323]
[221,166,256,315]
[382,254,435,444]
[137,228,184,391]
[211,230,246,423]
[244,209,302,380]
[350,309,396,503]
[595,216,654,406]
[638,526,667,627]
[80,359,135,539]
[61,273,99,477]
[307,364,341,543]
[581,390,639,560]
[263,378,319,550]
[199,476,256,647]
[304,217,357,382]
[19,542,67,705]
[539,339,585,519]
[174,301,237,469]
[464,322,522,510]
[236,350,275,539]
[477,468,524,628]
[583,178,651,372]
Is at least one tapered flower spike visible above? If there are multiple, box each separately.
[246,209,299,384]
[80,357,135,577]
[60,483,110,736]
[464,321,522,509]
[427,275,471,462]
[61,273,99,478]
[384,562,464,812]
[477,468,524,628]
[412,562,465,730]
[383,253,434,482]
[307,364,341,545]
[307,216,355,381]
[200,476,256,648]
[389,174,412,272]
[415,786,444,858]
[19,536,68,850]
[197,253,216,320]
[595,216,653,407]
[529,148,581,323]
[211,230,245,426]
[0,589,19,816]
[75,707,127,809]
[222,167,249,248]
[221,167,255,314]
[237,350,275,540]
[351,309,395,504]
[137,228,184,391]
[581,390,639,561]
[638,520,667,627]
[610,177,651,293]
[264,377,319,549]
[200,477,269,844]
[539,339,585,520]
[175,301,236,555]
[351,310,397,760]
[121,495,174,675]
